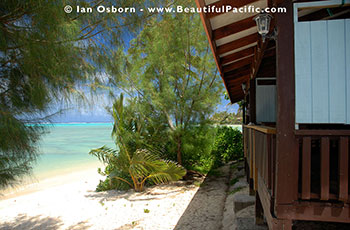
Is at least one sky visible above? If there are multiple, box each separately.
[51,94,238,123]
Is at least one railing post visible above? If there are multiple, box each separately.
[301,137,311,200]
[267,134,272,190]
[339,137,349,202]
[320,137,330,201]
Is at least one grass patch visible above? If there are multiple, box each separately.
[229,177,239,186]
[188,165,211,175]
[229,175,244,186]
[207,169,222,177]
[99,200,105,206]
[229,186,244,195]
[230,164,237,171]
[194,181,205,187]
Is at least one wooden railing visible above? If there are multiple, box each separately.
[244,125,276,197]
[295,130,350,202]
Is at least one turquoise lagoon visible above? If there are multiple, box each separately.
[33,123,115,180]
[29,123,241,180]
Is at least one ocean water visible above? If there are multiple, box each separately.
[27,123,242,181]
[33,123,115,180]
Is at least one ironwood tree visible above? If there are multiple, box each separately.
[111,4,223,166]
[0,0,166,189]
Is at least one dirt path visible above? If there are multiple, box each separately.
[174,164,232,230]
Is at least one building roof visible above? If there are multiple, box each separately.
[195,0,269,103]
[196,0,350,103]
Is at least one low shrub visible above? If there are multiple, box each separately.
[90,94,186,192]
[211,126,243,168]
[179,125,217,174]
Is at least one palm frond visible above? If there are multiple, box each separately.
[89,93,186,192]
[144,159,186,185]
[89,146,118,164]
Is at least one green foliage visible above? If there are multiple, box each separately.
[0,0,187,189]
[211,127,243,168]
[90,94,186,192]
[96,176,130,192]
[179,125,217,173]
[0,0,87,189]
[110,0,224,166]
[207,168,222,177]
[144,209,150,213]
[229,175,244,186]
[99,200,105,206]
[210,111,242,125]
[229,186,244,195]
[193,181,202,187]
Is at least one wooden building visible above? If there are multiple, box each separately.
[196,0,350,229]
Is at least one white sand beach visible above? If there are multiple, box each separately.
[0,162,272,230]
[0,168,200,230]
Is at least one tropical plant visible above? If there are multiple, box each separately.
[211,127,243,168]
[89,94,186,192]
[210,111,242,125]
[0,0,184,189]
[110,1,224,166]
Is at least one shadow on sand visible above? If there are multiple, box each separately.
[0,214,90,230]
[84,182,189,202]
[173,165,231,230]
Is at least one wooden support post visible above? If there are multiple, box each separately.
[301,137,311,200]
[249,78,256,124]
[253,131,258,191]
[255,192,265,225]
[339,137,349,202]
[320,137,330,201]
[274,0,299,211]
[267,134,272,190]
[250,130,254,179]
[271,135,276,198]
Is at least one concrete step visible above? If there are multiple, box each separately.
[233,205,268,230]
[233,194,255,213]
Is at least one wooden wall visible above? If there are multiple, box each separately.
[294,19,350,124]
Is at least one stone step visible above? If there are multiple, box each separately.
[233,194,255,213]
[234,205,268,230]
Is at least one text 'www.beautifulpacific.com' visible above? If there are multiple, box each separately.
[67,5,287,14]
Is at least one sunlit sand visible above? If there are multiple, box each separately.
[0,167,200,230]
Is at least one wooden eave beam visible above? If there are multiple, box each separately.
[221,46,255,65]
[206,0,260,19]
[217,33,259,56]
[262,47,276,59]
[227,74,250,85]
[195,0,234,103]
[222,56,253,73]
[228,85,243,91]
[224,65,251,79]
[213,16,256,40]
[228,89,244,98]
[228,91,245,101]
[230,96,244,103]
[228,85,247,93]
[251,40,268,79]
